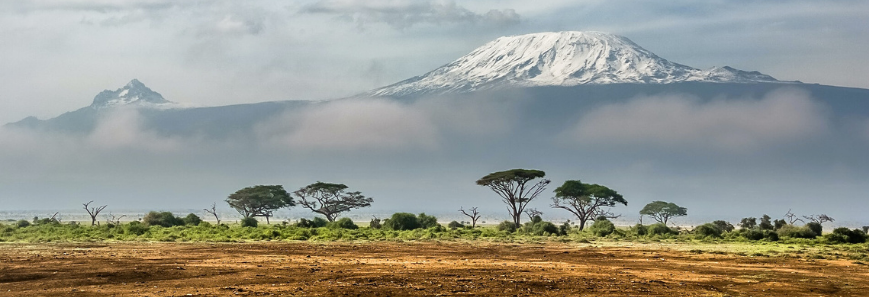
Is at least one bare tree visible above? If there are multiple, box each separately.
[524,208,544,221]
[459,207,481,228]
[785,209,804,225]
[803,214,834,224]
[48,212,61,223]
[204,202,221,224]
[83,201,107,226]
[105,213,126,225]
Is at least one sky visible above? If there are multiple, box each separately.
[2,0,869,124]
[1,0,869,225]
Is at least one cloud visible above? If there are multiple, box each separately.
[562,88,829,152]
[257,99,439,151]
[86,108,182,152]
[300,0,521,29]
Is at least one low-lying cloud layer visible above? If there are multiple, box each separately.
[564,88,829,152]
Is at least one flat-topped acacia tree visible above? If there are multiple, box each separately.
[639,201,687,226]
[225,185,293,224]
[476,169,551,227]
[551,180,627,231]
[293,182,373,222]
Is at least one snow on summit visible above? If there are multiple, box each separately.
[90,79,178,109]
[369,31,781,97]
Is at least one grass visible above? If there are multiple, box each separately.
[2,221,867,262]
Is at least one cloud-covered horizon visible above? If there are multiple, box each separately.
[2,87,869,225]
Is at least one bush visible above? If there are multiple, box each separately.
[647,223,676,236]
[497,220,517,233]
[695,223,722,238]
[763,230,779,241]
[526,221,559,236]
[777,225,817,239]
[632,224,648,236]
[182,213,202,226]
[559,221,572,235]
[15,220,31,228]
[417,213,440,229]
[741,229,764,240]
[806,222,823,236]
[825,227,867,244]
[124,221,148,235]
[142,211,184,227]
[589,219,616,237]
[240,217,258,228]
[447,221,465,230]
[295,218,315,228]
[711,220,734,233]
[369,218,382,229]
[329,217,358,229]
[383,213,421,231]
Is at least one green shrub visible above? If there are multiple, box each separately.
[559,221,572,235]
[311,217,329,228]
[824,227,867,244]
[526,221,559,236]
[777,225,817,239]
[447,221,464,230]
[497,221,517,233]
[295,218,315,228]
[695,223,722,238]
[711,220,734,233]
[417,213,439,229]
[16,220,31,228]
[741,229,764,240]
[647,223,676,236]
[763,230,779,241]
[806,222,823,236]
[329,217,358,229]
[383,213,421,231]
[240,217,258,228]
[142,211,184,227]
[369,218,382,229]
[182,213,202,226]
[124,221,148,235]
[589,219,616,237]
[632,224,648,236]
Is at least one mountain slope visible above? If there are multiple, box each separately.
[368,31,782,97]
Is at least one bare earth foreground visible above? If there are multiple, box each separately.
[1,241,867,296]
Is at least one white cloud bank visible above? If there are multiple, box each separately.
[563,88,830,152]
[300,0,521,29]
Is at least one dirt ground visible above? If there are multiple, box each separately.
[1,241,867,296]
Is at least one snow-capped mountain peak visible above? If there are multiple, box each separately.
[90,79,177,109]
[368,31,783,97]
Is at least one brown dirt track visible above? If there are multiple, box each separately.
[1,241,867,296]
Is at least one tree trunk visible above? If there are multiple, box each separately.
[265,215,270,224]
[578,219,588,231]
[91,217,96,226]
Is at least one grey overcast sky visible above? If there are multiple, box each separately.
[1,0,868,124]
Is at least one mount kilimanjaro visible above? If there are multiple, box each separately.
[7,31,867,137]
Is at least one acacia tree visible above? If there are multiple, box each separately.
[550,180,627,231]
[225,185,293,224]
[639,201,687,226]
[293,182,373,222]
[476,169,550,227]
[83,201,107,226]
[459,207,481,228]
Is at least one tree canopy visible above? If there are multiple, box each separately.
[639,201,687,226]
[476,169,550,226]
[225,185,293,223]
[551,180,626,230]
[293,182,373,222]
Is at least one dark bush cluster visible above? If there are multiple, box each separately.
[497,220,517,233]
[296,217,328,228]
[382,213,442,231]
[824,227,867,244]
[240,217,258,227]
[328,217,358,229]
[141,211,203,227]
[447,221,465,230]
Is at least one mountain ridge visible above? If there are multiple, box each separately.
[367,31,785,97]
